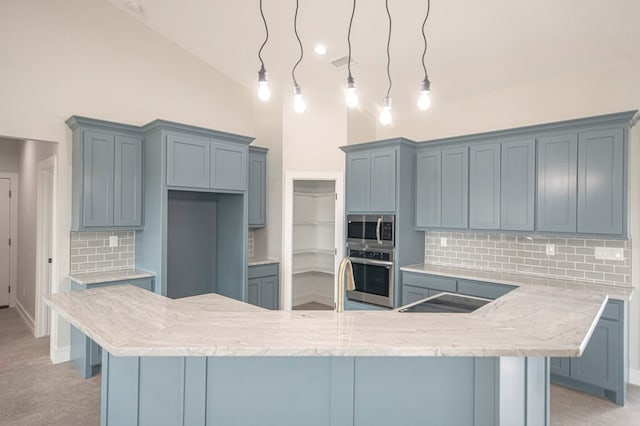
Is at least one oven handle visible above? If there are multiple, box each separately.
[376,217,382,244]
[348,257,393,267]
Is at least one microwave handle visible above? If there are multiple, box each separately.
[376,217,382,244]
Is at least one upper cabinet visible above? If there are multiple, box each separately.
[67,117,143,231]
[345,147,397,213]
[248,146,268,228]
[166,133,247,192]
[414,110,637,237]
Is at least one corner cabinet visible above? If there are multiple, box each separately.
[345,148,396,213]
[551,299,626,405]
[248,263,279,310]
[248,146,268,228]
[67,117,144,231]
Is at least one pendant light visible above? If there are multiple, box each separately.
[344,0,359,108]
[417,0,432,111]
[379,0,393,125]
[291,0,306,113]
[256,0,271,102]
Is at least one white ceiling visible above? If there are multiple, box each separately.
[106,0,640,116]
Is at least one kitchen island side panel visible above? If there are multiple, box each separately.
[101,354,547,426]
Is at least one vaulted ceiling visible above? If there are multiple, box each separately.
[106,0,640,116]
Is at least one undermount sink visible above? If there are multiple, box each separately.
[398,292,491,313]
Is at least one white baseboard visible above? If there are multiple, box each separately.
[630,369,640,386]
[50,345,70,364]
[15,298,35,334]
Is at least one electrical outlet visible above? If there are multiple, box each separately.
[440,237,447,248]
[545,244,555,256]
[594,247,624,261]
[109,236,119,248]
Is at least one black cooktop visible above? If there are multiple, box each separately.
[398,293,490,313]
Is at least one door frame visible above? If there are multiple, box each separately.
[35,156,57,337]
[0,172,18,309]
[282,171,344,311]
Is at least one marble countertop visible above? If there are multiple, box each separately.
[46,282,608,358]
[69,269,156,285]
[248,257,279,266]
[401,264,633,301]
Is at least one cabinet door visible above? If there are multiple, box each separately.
[402,285,430,305]
[501,139,535,231]
[260,276,279,310]
[114,135,143,227]
[577,128,624,234]
[469,144,500,229]
[370,149,396,212]
[537,134,578,232]
[83,131,115,227]
[416,150,441,228]
[248,151,266,227]
[211,141,247,191]
[571,318,619,390]
[247,278,260,307]
[166,133,210,188]
[346,152,371,212]
[441,146,468,228]
[550,357,570,378]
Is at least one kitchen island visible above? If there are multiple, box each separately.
[46,283,611,426]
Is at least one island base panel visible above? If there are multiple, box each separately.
[100,353,549,426]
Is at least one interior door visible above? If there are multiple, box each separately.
[0,178,11,307]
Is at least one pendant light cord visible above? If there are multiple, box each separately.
[385,0,392,98]
[347,0,356,79]
[258,0,269,69]
[421,0,431,80]
[292,0,303,86]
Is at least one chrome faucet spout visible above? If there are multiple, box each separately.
[336,257,355,313]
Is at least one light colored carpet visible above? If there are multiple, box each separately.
[2,307,639,425]
[0,308,100,426]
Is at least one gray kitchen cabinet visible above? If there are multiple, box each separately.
[402,285,430,305]
[577,128,624,234]
[248,147,267,228]
[551,299,625,405]
[536,134,578,233]
[415,149,442,228]
[248,263,279,310]
[345,148,396,213]
[441,146,469,228]
[456,279,515,300]
[166,133,211,189]
[70,276,155,378]
[67,117,144,231]
[166,134,248,191]
[469,143,500,230]
[501,139,535,231]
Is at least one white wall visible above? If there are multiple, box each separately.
[347,108,376,145]
[0,139,22,172]
[16,141,57,322]
[0,0,255,360]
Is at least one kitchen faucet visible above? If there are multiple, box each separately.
[336,257,356,313]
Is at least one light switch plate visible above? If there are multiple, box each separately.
[594,247,624,261]
[440,237,447,248]
[545,244,555,256]
[109,236,119,248]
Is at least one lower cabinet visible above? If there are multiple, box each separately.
[70,276,155,378]
[248,263,279,310]
[551,299,624,405]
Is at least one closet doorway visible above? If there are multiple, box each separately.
[283,172,344,311]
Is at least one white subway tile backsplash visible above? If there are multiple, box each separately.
[69,231,135,274]
[424,231,631,288]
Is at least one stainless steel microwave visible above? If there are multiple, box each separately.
[346,214,395,247]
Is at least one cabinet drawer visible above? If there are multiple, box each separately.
[402,272,456,292]
[248,263,279,279]
[601,300,621,321]
[456,280,515,300]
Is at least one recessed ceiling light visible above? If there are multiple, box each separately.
[314,44,328,56]
[126,1,144,15]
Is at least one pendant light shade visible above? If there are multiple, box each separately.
[379,96,392,125]
[291,0,306,113]
[345,0,359,108]
[379,0,393,126]
[256,0,271,102]
[418,0,432,111]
